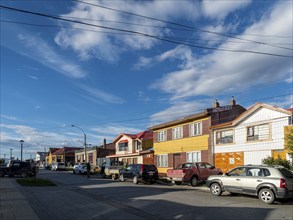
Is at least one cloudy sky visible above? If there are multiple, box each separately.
[1,0,292,160]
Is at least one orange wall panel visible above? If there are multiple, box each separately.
[215,152,244,173]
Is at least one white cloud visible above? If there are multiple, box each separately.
[18,34,87,79]
[92,124,142,136]
[54,0,199,61]
[75,83,125,104]
[202,0,251,19]
[28,75,39,80]
[267,94,293,109]
[150,1,292,100]
[1,114,21,122]
[149,100,210,125]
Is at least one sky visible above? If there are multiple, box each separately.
[0,0,292,160]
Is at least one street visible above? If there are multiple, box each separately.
[17,170,293,220]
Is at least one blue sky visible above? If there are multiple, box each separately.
[1,0,292,160]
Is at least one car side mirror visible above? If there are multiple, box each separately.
[210,166,215,169]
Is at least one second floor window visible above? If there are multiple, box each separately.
[247,123,269,141]
[216,130,233,144]
[172,126,183,139]
[118,142,128,151]
[136,141,142,151]
[158,130,167,142]
[190,122,202,136]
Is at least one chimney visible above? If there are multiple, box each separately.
[213,99,220,108]
[230,96,236,106]
[103,138,106,149]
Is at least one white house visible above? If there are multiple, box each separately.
[211,103,292,172]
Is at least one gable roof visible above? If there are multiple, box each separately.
[211,102,292,129]
[113,131,153,143]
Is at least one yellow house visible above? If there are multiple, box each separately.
[46,148,60,165]
[148,99,246,175]
[273,125,293,161]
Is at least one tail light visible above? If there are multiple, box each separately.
[182,169,186,177]
[280,178,287,188]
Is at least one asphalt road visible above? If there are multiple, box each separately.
[24,170,293,220]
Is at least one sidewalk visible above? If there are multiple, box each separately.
[0,177,39,220]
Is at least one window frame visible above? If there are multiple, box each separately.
[189,122,202,136]
[215,129,234,145]
[246,123,270,142]
[186,151,201,163]
[172,126,183,139]
[157,130,167,142]
[157,154,168,167]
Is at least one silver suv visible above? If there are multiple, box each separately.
[206,165,293,204]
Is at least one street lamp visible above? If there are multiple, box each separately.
[71,125,87,163]
[20,140,24,161]
[10,149,13,160]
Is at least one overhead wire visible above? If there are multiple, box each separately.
[75,0,293,51]
[2,19,292,47]
[0,5,292,57]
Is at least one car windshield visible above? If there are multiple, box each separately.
[278,168,293,178]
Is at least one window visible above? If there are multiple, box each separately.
[247,124,269,141]
[227,167,246,176]
[158,130,167,142]
[216,130,233,144]
[118,142,128,151]
[172,126,183,139]
[187,151,201,162]
[190,122,202,136]
[136,141,142,151]
[157,154,168,167]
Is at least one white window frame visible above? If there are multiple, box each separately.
[215,129,234,145]
[158,130,167,142]
[172,126,183,139]
[186,151,201,162]
[189,122,202,136]
[157,154,168,167]
[247,123,270,142]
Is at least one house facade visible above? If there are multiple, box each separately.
[107,131,154,165]
[45,148,60,165]
[149,99,246,175]
[54,147,83,166]
[75,140,115,166]
[212,103,293,172]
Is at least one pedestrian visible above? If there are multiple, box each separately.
[86,162,91,178]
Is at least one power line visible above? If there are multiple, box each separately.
[2,19,292,47]
[75,0,293,51]
[0,5,292,57]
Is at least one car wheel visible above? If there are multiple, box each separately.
[174,181,181,185]
[133,176,139,184]
[150,180,156,184]
[119,174,125,182]
[191,176,198,186]
[210,183,222,196]
[258,188,275,204]
[21,171,28,178]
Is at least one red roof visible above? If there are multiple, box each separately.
[113,130,153,143]
[54,147,83,155]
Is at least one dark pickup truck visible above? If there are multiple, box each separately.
[167,162,222,186]
[0,160,38,178]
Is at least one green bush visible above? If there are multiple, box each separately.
[262,156,292,170]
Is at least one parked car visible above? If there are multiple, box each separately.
[51,162,66,171]
[119,164,158,184]
[167,162,222,186]
[44,164,51,170]
[73,163,87,175]
[206,165,293,204]
[0,160,38,178]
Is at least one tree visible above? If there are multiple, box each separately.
[284,126,293,162]
[262,156,292,170]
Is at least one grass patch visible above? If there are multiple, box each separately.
[16,178,56,186]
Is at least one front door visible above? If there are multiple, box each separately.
[173,153,181,168]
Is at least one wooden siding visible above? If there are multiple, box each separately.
[215,152,244,173]
[154,135,209,154]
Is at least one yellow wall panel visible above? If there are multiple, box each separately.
[154,135,209,155]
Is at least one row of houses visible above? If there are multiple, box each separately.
[36,99,293,175]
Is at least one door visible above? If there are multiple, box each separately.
[173,153,181,169]
[241,167,262,195]
[223,167,246,193]
[197,163,209,180]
